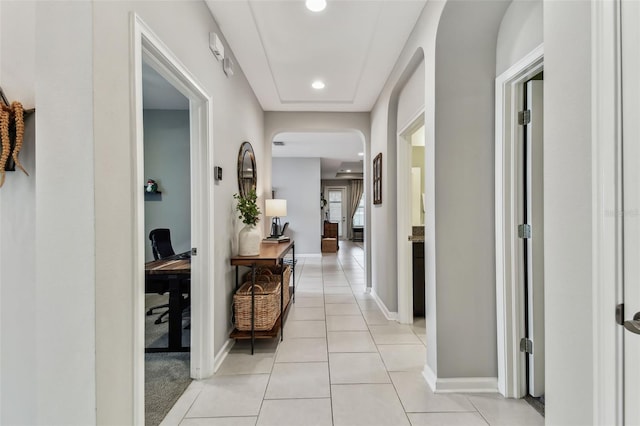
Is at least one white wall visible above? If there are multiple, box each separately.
[36,2,97,424]
[397,60,425,132]
[432,0,508,380]
[272,158,321,254]
[143,109,191,261]
[544,1,593,424]
[0,2,36,423]
[90,2,264,423]
[496,0,542,76]
[369,0,509,384]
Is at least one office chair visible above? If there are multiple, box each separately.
[147,228,189,325]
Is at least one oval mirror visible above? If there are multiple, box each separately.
[237,141,257,198]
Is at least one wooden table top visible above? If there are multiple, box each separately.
[145,258,191,275]
[230,240,294,267]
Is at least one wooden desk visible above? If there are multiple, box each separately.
[230,241,295,354]
[145,255,190,353]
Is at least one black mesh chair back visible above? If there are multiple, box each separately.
[149,228,175,260]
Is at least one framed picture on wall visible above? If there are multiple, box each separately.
[373,153,382,205]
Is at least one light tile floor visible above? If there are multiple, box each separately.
[161,242,544,426]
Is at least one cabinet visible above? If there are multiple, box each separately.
[322,221,339,251]
[230,241,295,354]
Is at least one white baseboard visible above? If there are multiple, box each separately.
[371,288,398,321]
[213,338,235,373]
[423,364,437,392]
[422,365,498,394]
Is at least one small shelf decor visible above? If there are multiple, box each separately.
[234,188,262,256]
[0,86,34,188]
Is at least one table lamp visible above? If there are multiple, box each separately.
[265,199,287,238]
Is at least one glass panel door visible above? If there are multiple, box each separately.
[328,188,345,237]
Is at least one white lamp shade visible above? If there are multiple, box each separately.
[265,199,287,217]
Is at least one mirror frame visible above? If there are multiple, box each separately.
[237,141,257,198]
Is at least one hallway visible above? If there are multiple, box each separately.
[160,243,543,425]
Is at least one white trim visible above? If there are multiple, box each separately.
[422,365,497,394]
[396,112,425,325]
[422,364,437,392]
[213,339,235,373]
[494,44,543,398]
[432,377,499,394]
[371,288,398,321]
[131,13,215,423]
[592,0,622,424]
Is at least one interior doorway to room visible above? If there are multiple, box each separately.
[133,15,215,426]
[326,187,347,238]
[141,60,193,425]
[397,115,425,324]
[519,74,545,410]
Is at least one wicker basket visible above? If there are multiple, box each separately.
[234,278,282,331]
[243,265,291,308]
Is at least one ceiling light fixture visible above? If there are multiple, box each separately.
[312,80,325,90]
[305,0,327,12]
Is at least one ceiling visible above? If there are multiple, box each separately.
[143,2,426,178]
[273,132,363,179]
[204,0,427,112]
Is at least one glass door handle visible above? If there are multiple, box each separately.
[624,312,640,335]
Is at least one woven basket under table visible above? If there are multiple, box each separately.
[234,279,283,331]
[242,265,291,308]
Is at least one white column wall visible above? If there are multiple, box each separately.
[544,1,594,424]
[0,2,37,424]
[272,157,321,255]
[35,1,96,423]
[92,2,265,422]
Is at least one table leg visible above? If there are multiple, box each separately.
[251,264,256,355]
[168,275,182,351]
[280,259,285,341]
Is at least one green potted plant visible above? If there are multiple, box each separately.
[234,189,261,255]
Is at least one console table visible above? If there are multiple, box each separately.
[230,241,295,354]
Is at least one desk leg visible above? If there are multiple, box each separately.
[168,275,182,351]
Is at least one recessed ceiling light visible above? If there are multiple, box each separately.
[306,0,326,12]
[358,152,364,156]
[346,170,352,173]
[312,80,325,90]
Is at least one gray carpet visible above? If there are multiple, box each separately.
[145,294,192,426]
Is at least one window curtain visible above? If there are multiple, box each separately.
[350,179,364,222]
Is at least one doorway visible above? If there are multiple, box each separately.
[132,15,215,425]
[518,75,545,410]
[495,45,543,399]
[142,60,192,425]
[326,187,347,239]
[397,113,425,324]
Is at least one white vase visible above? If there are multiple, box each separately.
[238,224,261,256]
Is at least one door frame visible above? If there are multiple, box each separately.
[592,0,624,423]
[494,44,543,398]
[131,14,215,424]
[397,111,425,325]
